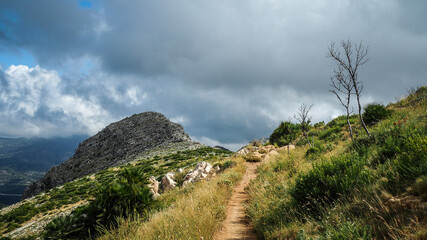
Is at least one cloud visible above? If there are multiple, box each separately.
[0,65,113,137]
[0,0,426,148]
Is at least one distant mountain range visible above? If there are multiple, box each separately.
[0,135,87,206]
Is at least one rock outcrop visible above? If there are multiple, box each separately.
[183,161,213,186]
[148,176,160,199]
[161,172,177,190]
[22,112,193,199]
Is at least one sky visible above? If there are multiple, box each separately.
[0,0,426,151]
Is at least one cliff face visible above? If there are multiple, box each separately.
[22,112,192,199]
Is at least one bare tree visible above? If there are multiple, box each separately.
[330,66,354,140]
[328,40,370,136]
[295,103,313,147]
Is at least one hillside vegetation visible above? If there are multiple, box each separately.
[247,86,427,239]
[0,146,233,239]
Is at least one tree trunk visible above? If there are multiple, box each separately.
[304,132,312,147]
[346,108,353,141]
[355,90,370,136]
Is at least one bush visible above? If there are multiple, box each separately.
[363,102,392,125]
[326,115,357,128]
[305,147,321,160]
[91,168,154,225]
[222,160,236,170]
[314,121,325,128]
[43,167,155,239]
[269,121,300,147]
[290,154,372,217]
[410,175,427,201]
[43,214,86,239]
[318,126,341,141]
[244,154,262,162]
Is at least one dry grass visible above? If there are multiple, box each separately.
[98,157,246,240]
[247,148,315,239]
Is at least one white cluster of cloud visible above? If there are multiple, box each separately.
[0,65,155,138]
[0,65,113,137]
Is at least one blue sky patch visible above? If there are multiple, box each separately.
[0,49,36,68]
[79,1,92,8]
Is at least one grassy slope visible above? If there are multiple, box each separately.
[0,146,232,239]
[247,87,427,239]
[99,156,246,240]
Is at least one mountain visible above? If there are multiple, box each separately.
[22,112,194,199]
[0,111,230,239]
[0,136,86,206]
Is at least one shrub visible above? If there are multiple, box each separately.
[295,137,308,146]
[174,168,190,186]
[43,214,86,239]
[313,121,325,128]
[305,147,321,160]
[290,154,371,217]
[222,160,236,170]
[363,102,392,125]
[213,160,236,171]
[410,176,427,201]
[269,121,300,147]
[43,167,155,238]
[91,168,154,225]
[326,114,357,128]
[318,126,341,141]
[244,154,262,162]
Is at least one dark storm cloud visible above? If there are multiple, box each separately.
[0,0,100,64]
[0,0,426,149]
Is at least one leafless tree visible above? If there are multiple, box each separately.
[328,40,370,136]
[295,103,313,147]
[330,66,354,140]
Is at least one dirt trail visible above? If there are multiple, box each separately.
[214,148,279,240]
[214,160,260,240]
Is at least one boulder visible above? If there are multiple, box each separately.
[148,176,160,199]
[162,172,177,190]
[277,145,295,152]
[236,148,249,155]
[183,161,213,186]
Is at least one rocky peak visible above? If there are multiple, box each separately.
[22,112,193,199]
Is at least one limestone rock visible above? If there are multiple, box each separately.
[23,112,193,199]
[183,161,213,186]
[162,172,177,190]
[148,176,160,199]
[278,145,295,152]
[236,148,249,155]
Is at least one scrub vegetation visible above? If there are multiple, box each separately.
[0,147,232,239]
[247,86,427,239]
